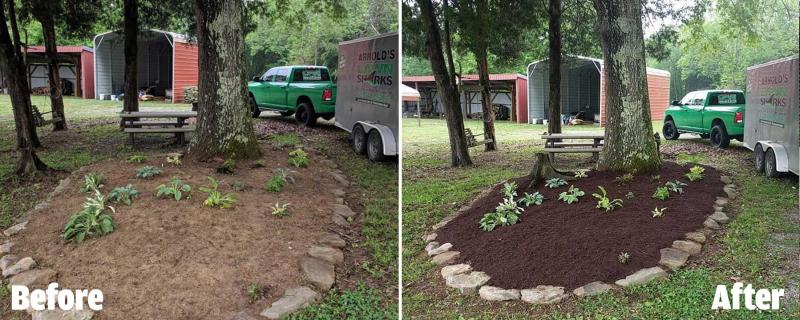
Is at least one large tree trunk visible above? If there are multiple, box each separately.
[7,0,40,148]
[476,49,497,151]
[40,15,67,131]
[419,0,471,166]
[442,0,457,79]
[548,0,562,135]
[122,0,139,125]
[189,0,261,160]
[592,0,661,172]
[0,0,48,175]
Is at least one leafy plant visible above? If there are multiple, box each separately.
[592,186,623,212]
[650,175,661,182]
[79,173,105,193]
[618,252,630,264]
[155,178,192,201]
[128,155,147,163]
[251,160,266,168]
[479,198,524,231]
[62,190,116,244]
[246,283,265,302]
[288,149,309,168]
[271,202,290,217]
[199,177,236,208]
[664,180,687,194]
[166,154,182,166]
[558,185,585,204]
[107,184,140,206]
[652,186,670,200]
[614,173,634,184]
[501,182,518,199]
[217,159,236,174]
[685,165,705,181]
[625,191,635,199]
[519,192,544,207]
[265,169,294,193]
[136,166,162,179]
[574,169,589,178]
[545,178,568,189]
[231,180,247,192]
[652,207,667,218]
[269,133,301,148]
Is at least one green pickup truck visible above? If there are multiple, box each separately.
[248,65,336,126]
[662,90,746,148]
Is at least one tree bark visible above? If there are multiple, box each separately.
[0,0,48,175]
[122,0,139,124]
[548,0,562,135]
[442,0,457,79]
[189,0,261,160]
[418,0,471,166]
[476,49,497,151]
[40,15,67,131]
[527,152,571,189]
[7,0,40,148]
[592,0,661,172]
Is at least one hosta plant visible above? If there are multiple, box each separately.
[288,149,309,168]
[62,190,116,244]
[265,168,294,193]
[664,180,687,194]
[217,159,236,174]
[231,181,247,192]
[136,166,162,179]
[128,155,147,163]
[625,191,635,199]
[545,178,568,189]
[155,178,192,201]
[558,185,585,204]
[651,207,667,218]
[685,165,705,181]
[501,182,518,199]
[652,186,670,200]
[519,192,544,207]
[271,202,290,217]
[574,169,589,178]
[618,252,630,264]
[199,177,236,208]
[107,184,140,206]
[79,173,105,193]
[650,175,661,182]
[592,186,623,212]
[614,173,634,184]
[166,154,182,166]
[479,198,524,231]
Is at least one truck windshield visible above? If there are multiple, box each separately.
[709,92,745,105]
[293,68,330,82]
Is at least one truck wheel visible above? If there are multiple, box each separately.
[352,125,367,155]
[662,120,680,140]
[754,144,765,173]
[765,148,780,178]
[280,111,294,117]
[295,102,317,127]
[250,96,261,118]
[710,124,730,148]
[367,129,386,162]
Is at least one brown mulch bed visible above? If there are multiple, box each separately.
[9,145,340,319]
[435,161,724,290]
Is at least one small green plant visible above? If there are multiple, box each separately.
[271,202,290,217]
[288,149,309,168]
[625,191,635,199]
[246,283,265,302]
[558,185,585,204]
[128,155,147,163]
[614,173,634,184]
[231,180,247,192]
[685,165,705,181]
[251,160,266,168]
[664,180,687,194]
[651,207,667,218]
[501,182,518,199]
[545,178,568,189]
[676,153,705,166]
[79,173,105,193]
[266,168,294,193]
[650,175,661,182]
[166,154,182,166]
[199,177,236,208]
[592,186,623,212]
[652,186,670,200]
[269,133,301,148]
[155,178,192,201]
[217,159,236,174]
[618,252,630,264]
[62,190,116,244]
[107,184,140,206]
[519,192,544,207]
[574,169,589,178]
[479,198,524,231]
[136,166,162,179]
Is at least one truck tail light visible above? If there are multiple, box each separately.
[734,112,743,124]
[322,89,333,101]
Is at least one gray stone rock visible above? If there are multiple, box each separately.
[260,286,319,319]
[615,267,667,287]
[331,172,349,186]
[573,281,613,297]
[713,205,723,212]
[445,271,490,294]
[724,187,737,199]
[53,178,71,195]
[318,233,346,248]
[0,254,19,270]
[308,246,344,265]
[34,202,49,211]
[432,214,459,230]
[426,242,452,256]
[715,198,728,206]
[3,221,28,237]
[335,198,344,205]
[31,309,94,320]
[332,189,346,197]
[710,212,730,224]
[479,286,520,301]
[704,218,721,230]
[685,232,706,244]
[9,268,57,287]
[432,251,460,265]
[423,233,437,242]
[520,285,568,304]
[332,204,356,218]
[441,264,472,278]
[0,241,13,255]
[230,311,259,320]
[672,240,702,255]
[720,176,732,184]
[3,256,36,277]
[300,257,335,291]
[332,214,349,226]
[659,248,690,270]
[701,228,714,236]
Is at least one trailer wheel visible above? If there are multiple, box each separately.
[754,144,765,173]
[765,148,780,178]
[662,120,680,140]
[352,125,367,155]
[367,130,386,162]
[250,95,261,118]
[295,102,317,127]
[710,124,730,148]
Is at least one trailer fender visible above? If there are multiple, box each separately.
[757,141,789,172]
[357,121,397,156]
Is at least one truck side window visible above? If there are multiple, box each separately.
[679,92,694,105]
[261,68,276,82]
[274,68,290,82]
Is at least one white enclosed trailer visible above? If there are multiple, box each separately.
[335,32,399,161]
[744,55,799,177]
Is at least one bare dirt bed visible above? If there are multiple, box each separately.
[10,145,340,319]
[436,161,724,290]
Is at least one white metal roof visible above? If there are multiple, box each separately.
[93,28,194,46]
[527,54,671,77]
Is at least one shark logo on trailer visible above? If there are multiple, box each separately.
[11,283,104,312]
[711,282,785,310]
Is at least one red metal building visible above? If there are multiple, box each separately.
[2,46,95,99]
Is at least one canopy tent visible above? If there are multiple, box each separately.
[401,83,420,101]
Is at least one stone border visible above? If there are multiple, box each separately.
[1,151,359,320]
[423,175,737,304]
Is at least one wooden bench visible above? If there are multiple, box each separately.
[465,128,493,148]
[31,105,62,127]
[541,132,604,161]
[120,111,197,146]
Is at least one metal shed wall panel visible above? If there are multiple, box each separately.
[598,69,670,125]
[172,42,198,103]
[81,51,94,99]
[515,77,528,123]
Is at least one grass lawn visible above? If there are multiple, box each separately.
[402,118,799,319]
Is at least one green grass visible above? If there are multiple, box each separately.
[0,94,186,121]
[268,132,302,148]
[289,283,397,319]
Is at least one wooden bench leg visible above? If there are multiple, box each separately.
[177,132,185,145]
[129,132,135,146]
